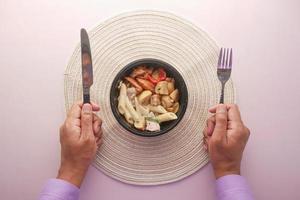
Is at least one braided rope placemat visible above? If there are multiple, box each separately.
[64,10,235,185]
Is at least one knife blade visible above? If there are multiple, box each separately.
[81,28,93,104]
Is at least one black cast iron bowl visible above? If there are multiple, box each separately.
[110,59,188,137]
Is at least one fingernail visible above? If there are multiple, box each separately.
[218,105,227,113]
[83,104,92,113]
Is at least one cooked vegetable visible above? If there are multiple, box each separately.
[138,90,152,105]
[152,69,159,80]
[146,120,160,131]
[165,77,172,82]
[150,94,161,106]
[167,78,175,94]
[166,102,179,113]
[161,95,174,109]
[130,65,148,78]
[118,65,180,132]
[155,81,169,95]
[146,111,156,118]
[145,67,154,75]
[146,68,166,84]
[156,112,178,123]
[136,78,155,92]
[124,77,143,94]
[147,105,167,114]
[169,89,179,102]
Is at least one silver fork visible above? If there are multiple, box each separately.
[217,48,232,104]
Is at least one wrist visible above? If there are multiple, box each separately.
[213,164,241,179]
[57,164,88,188]
[214,168,240,179]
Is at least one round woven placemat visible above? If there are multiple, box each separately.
[64,10,235,185]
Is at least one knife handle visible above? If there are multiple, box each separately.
[83,94,90,104]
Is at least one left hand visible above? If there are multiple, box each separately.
[57,101,103,187]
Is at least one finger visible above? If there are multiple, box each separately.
[212,104,228,140]
[226,104,243,123]
[203,126,208,137]
[93,113,102,124]
[68,101,99,116]
[206,115,216,136]
[90,102,100,112]
[81,104,94,138]
[96,131,103,141]
[74,119,81,127]
[204,141,208,151]
[97,138,103,146]
[208,104,219,113]
[93,122,100,136]
[67,101,83,119]
[202,134,209,151]
[93,114,102,135]
[209,104,229,113]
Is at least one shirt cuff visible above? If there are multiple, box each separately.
[216,175,254,200]
[39,178,80,200]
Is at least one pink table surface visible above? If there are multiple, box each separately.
[1,0,300,199]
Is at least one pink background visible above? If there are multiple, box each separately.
[1,0,300,199]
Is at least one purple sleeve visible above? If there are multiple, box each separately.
[39,179,80,200]
[216,175,254,200]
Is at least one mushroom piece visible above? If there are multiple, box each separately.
[161,95,174,109]
[167,78,175,94]
[124,77,143,94]
[169,89,179,102]
[136,78,155,92]
[150,94,161,106]
[165,77,172,82]
[155,81,169,95]
[138,90,152,105]
[166,102,180,113]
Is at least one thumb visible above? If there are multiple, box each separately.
[81,104,94,138]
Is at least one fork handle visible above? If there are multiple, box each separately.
[219,84,225,104]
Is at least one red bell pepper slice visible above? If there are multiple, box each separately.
[147,68,166,84]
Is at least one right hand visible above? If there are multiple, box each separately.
[203,104,250,179]
[57,102,103,187]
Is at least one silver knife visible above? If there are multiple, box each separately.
[81,28,93,104]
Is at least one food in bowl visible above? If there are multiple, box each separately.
[117,65,180,132]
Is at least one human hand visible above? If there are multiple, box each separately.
[203,104,250,179]
[57,102,103,187]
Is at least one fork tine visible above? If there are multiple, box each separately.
[222,48,226,68]
[229,48,232,68]
[218,48,223,68]
[225,48,229,68]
